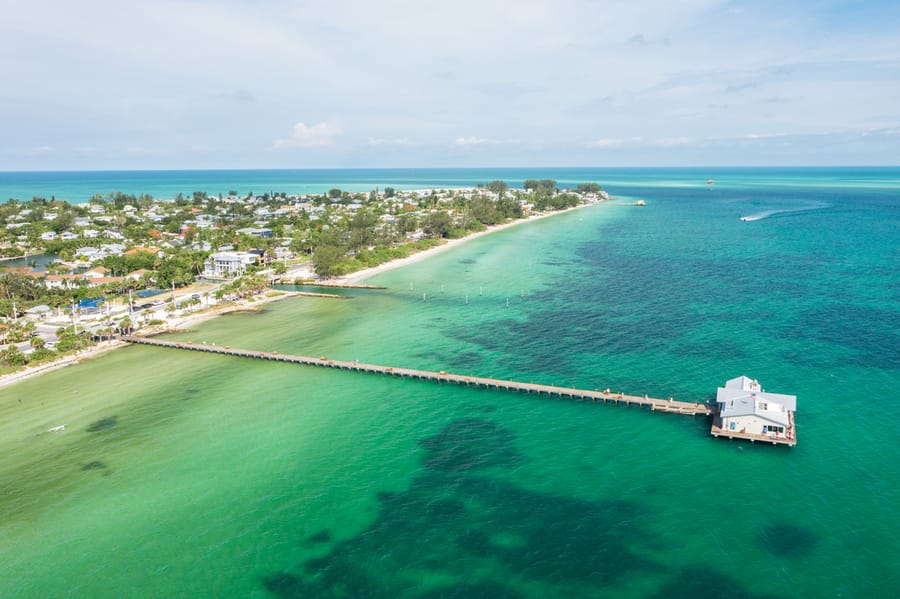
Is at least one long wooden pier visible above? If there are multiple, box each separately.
[121,336,711,416]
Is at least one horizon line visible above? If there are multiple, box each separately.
[2,164,899,174]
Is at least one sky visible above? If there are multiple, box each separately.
[2,0,899,170]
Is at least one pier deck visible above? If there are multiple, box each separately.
[121,336,712,416]
[710,412,797,447]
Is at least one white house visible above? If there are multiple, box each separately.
[44,274,83,289]
[82,267,110,279]
[41,231,58,241]
[75,246,102,261]
[712,376,796,445]
[203,251,258,278]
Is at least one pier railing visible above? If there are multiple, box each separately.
[121,336,712,417]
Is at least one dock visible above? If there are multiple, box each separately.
[120,336,711,416]
[275,280,387,289]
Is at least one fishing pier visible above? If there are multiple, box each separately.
[121,336,712,417]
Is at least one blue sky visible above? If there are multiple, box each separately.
[2,0,899,169]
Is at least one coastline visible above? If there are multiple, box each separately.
[0,202,599,389]
[0,291,300,390]
[337,202,599,285]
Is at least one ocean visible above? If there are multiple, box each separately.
[0,168,898,597]
[2,166,899,203]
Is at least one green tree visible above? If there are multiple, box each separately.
[52,211,76,233]
[423,211,453,238]
[0,345,27,367]
[312,245,348,277]
[524,179,557,192]
[397,213,418,235]
[487,180,508,196]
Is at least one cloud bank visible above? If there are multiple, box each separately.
[1,0,898,168]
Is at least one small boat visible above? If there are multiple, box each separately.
[706,179,715,185]
[635,200,646,206]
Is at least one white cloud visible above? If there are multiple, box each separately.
[274,122,341,149]
[7,145,54,156]
[367,137,413,146]
[1,1,899,167]
[588,137,644,149]
[454,137,490,146]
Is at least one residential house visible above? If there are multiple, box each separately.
[203,251,258,277]
[236,227,273,238]
[127,269,152,281]
[82,267,111,279]
[84,276,125,287]
[100,243,125,256]
[124,246,161,257]
[44,274,83,289]
[75,247,103,261]
[273,247,294,261]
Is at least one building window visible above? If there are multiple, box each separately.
[729,422,736,431]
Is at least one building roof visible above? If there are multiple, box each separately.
[716,376,796,426]
[87,276,125,285]
[124,246,159,255]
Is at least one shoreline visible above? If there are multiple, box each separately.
[0,291,301,390]
[337,202,599,284]
[0,202,601,389]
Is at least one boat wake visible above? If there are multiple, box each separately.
[740,202,828,222]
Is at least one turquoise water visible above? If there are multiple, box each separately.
[2,166,899,203]
[0,169,898,597]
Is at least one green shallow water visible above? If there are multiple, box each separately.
[1,171,898,597]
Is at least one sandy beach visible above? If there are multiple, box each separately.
[338,202,597,284]
[0,202,599,389]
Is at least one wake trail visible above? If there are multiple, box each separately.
[740,202,828,222]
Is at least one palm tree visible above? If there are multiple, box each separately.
[118,316,132,335]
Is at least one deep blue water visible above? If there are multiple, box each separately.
[2,166,899,203]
